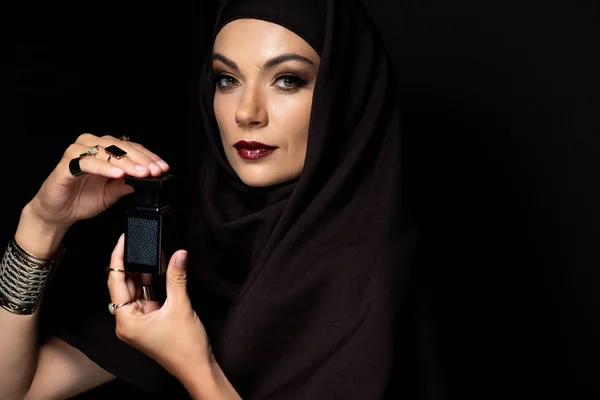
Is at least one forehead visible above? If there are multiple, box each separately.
[213,18,318,60]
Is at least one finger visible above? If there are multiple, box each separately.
[63,144,125,180]
[137,299,161,314]
[107,234,136,308]
[96,144,153,178]
[128,142,170,173]
[98,135,166,176]
[74,136,156,177]
[128,272,159,313]
[127,272,140,300]
[131,272,152,300]
[139,273,155,301]
[104,178,135,208]
[165,250,190,305]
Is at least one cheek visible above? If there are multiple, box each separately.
[213,94,236,142]
[269,93,312,149]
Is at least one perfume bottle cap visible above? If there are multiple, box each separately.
[125,174,178,207]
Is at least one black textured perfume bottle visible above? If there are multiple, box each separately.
[124,174,178,275]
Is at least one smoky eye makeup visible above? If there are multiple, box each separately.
[211,59,316,93]
[272,74,309,91]
[271,64,316,90]
[213,72,240,92]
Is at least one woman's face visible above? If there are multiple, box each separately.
[212,19,321,187]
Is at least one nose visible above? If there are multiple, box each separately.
[235,85,268,128]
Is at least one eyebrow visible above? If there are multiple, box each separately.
[212,52,315,72]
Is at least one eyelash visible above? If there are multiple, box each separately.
[213,73,308,93]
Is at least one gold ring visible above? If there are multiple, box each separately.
[107,154,112,162]
[119,135,130,142]
[106,267,125,274]
[108,300,135,315]
[87,145,100,157]
[105,145,128,160]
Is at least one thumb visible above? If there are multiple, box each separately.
[166,250,189,305]
[105,178,135,207]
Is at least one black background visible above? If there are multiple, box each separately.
[1,1,598,398]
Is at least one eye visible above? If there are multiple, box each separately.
[215,74,240,92]
[274,75,308,91]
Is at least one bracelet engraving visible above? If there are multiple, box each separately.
[0,239,64,315]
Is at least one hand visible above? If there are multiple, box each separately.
[106,234,213,383]
[28,133,169,230]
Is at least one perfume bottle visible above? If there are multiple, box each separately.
[123,173,178,275]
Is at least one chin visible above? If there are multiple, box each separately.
[238,173,281,188]
[236,168,300,188]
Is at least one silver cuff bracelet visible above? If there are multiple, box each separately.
[0,239,64,315]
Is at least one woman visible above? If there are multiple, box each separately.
[0,0,419,398]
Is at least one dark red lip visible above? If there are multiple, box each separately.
[233,140,276,150]
[233,141,277,160]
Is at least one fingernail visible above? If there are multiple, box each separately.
[135,164,147,172]
[176,252,187,267]
[111,167,124,175]
[148,162,161,174]
[156,160,169,170]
